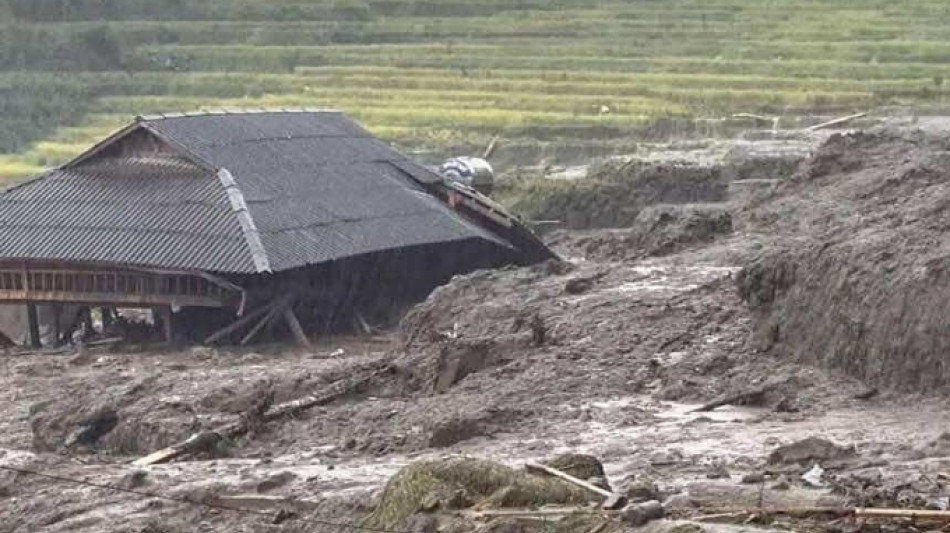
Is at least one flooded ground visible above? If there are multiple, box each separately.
[2,244,946,533]
[5,124,950,532]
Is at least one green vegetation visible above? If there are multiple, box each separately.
[1,0,950,182]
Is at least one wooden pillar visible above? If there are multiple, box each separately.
[101,307,114,332]
[158,306,173,346]
[26,303,41,348]
[52,304,62,347]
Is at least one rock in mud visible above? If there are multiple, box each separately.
[427,416,486,448]
[662,525,707,533]
[63,406,119,448]
[771,477,791,491]
[741,472,766,484]
[120,470,149,489]
[541,454,611,489]
[475,520,525,533]
[622,500,664,526]
[405,514,440,533]
[363,457,596,531]
[256,471,297,493]
[662,493,697,511]
[650,449,684,466]
[767,436,855,466]
[853,387,879,400]
[433,338,501,393]
[626,480,662,503]
[706,464,730,479]
[564,276,597,295]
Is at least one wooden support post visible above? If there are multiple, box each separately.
[80,307,93,339]
[203,303,273,345]
[101,307,114,332]
[52,303,62,347]
[240,303,283,346]
[26,303,41,348]
[158,306,173,346]
[283,307,311,348]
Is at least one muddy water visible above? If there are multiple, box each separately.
[3,239,950,531]
[64,394,944,506]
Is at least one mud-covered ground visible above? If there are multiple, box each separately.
[4,122,950,533]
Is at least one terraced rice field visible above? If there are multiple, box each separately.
[1,0,949,182]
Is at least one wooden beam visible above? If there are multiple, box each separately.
[101,307,114,331]
[158,306,173,346]
[240,301,285,345]
[0,290,227,308]
[203,303,273,345]
[52,304,62,347]
[806,112,868,132]
[283,307,311,348]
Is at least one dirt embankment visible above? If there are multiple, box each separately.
[499,137,808,232]
[548,203,734,262]
[505,162,730,229]
[737,128,950,392]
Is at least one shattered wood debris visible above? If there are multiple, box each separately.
[133,364,389,466]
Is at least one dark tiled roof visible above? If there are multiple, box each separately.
[0,156,254,272]
[0,111,514,274]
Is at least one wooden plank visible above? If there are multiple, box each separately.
[806,112,868,132]
[455,508,618,519]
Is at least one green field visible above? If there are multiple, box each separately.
[1,0,950,182]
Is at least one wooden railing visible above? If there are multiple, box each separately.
[0,267,234,308]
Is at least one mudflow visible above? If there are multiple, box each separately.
[4,121,950,533]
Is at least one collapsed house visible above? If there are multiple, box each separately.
[0,110,554,347]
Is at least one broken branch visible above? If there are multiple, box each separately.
[132,367,385,466]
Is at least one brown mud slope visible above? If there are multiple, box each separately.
[738,128,950,392]
[548,203,733,262]
[507,162,729,229]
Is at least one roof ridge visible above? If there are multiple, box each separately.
[217,168,272,274]
[137,108,342,122]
